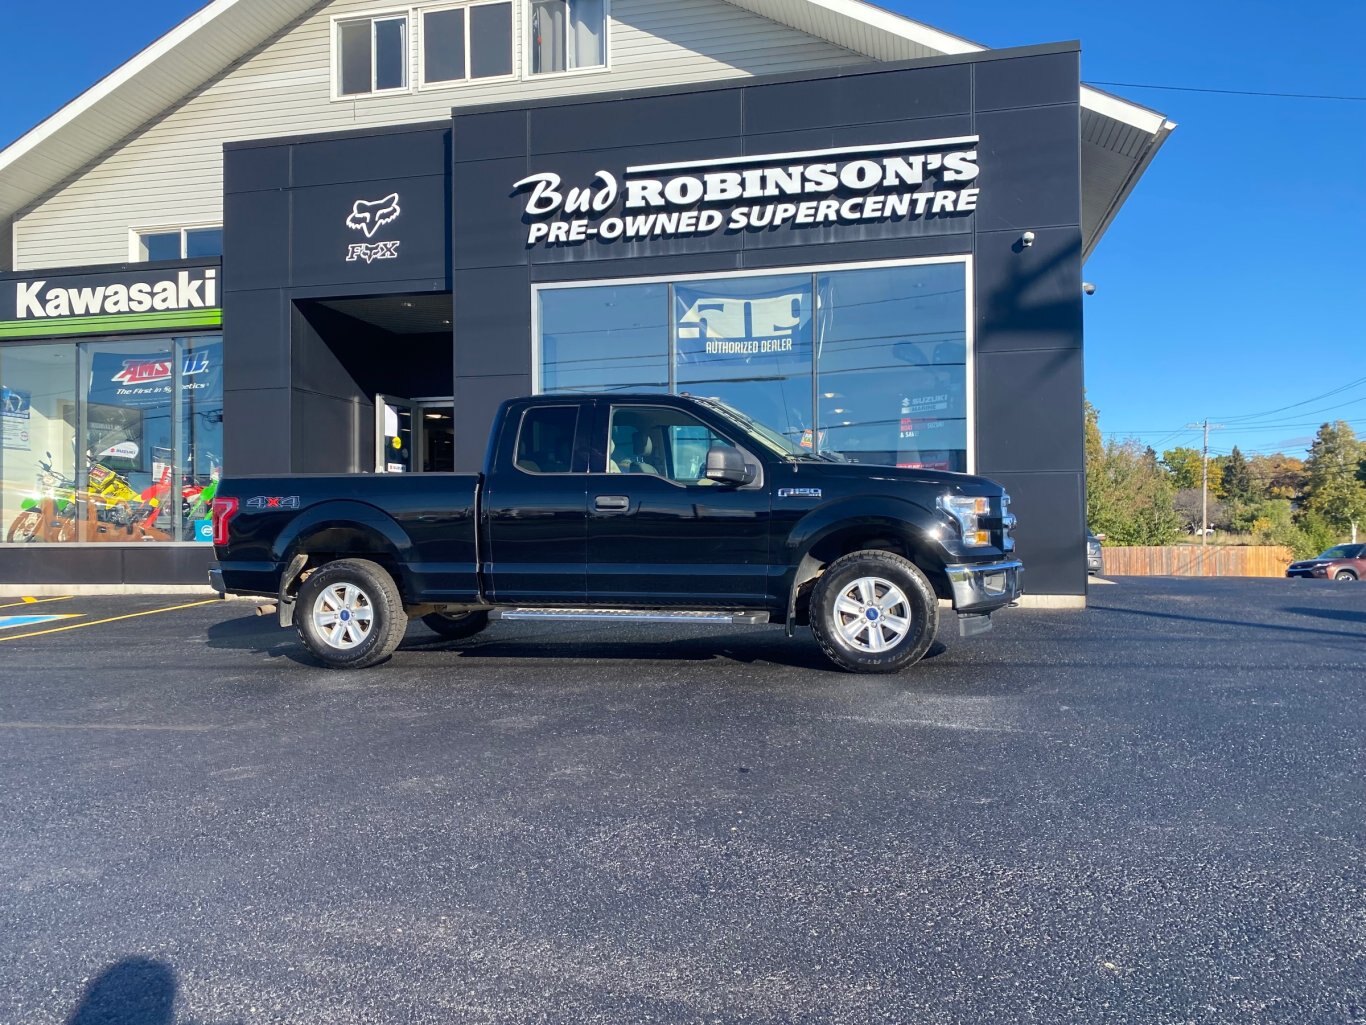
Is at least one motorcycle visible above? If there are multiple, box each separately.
[6,454,160,543]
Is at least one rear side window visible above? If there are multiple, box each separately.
[515,405,579,473]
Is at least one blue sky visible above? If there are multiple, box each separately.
[2,1,1363,460]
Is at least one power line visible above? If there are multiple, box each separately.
[1086,80,1366,102]
[1212,375,1366,424]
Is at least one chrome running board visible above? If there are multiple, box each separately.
[490,608,769,626]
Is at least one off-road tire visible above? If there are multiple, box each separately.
[295,558,407,669]
[1334,570,1357,582]
[810,550,938,674]
[6,510,42,543]
[421,610,491,640]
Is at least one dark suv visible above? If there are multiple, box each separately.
[1286,544,1366,581]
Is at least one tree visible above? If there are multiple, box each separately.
[1220,447,1253,502]
[1303,420,1366,536]
[1089,437,1182,545]
[1161,446,1204,490]
[1247,453,1306,502]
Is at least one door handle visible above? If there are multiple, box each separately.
[594,495,630,511]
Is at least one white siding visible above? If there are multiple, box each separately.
[15,0,864,269]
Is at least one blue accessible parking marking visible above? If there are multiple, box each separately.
[0,615,81,631]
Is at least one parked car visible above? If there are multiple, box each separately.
[1286,544,1366,581]
[1086,533,1104,575]
[210,393,1023,672]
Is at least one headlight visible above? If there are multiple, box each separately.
[937,493,991,547]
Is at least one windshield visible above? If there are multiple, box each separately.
[1319,546,1358,560]
[683,395,841,461]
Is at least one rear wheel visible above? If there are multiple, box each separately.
[1334,570,1357,582]
[295,559,407,669]
[421,610,490,640]
[810,550,938,673]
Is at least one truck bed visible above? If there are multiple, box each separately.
[215,473,481,602]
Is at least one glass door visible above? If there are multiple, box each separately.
[415,402,455,472]
[375,395,414,472]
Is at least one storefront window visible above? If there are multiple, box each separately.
[674,274,813,448]
[539,284,669,393]
[815,263,968,470]
[1,345,78,543]
[178,337,225,542]
[0,334,223,545]
[536,260,970,469]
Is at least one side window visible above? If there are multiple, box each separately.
[515,405,578,473]
[608,406,735,485]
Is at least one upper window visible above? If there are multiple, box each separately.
[337,14,409,96]
[423,2,514,84]
[135,227,222,262]
[528,0,607,75]
[515,405,579,473]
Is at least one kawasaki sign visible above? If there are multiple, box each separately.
[0,261,221,339]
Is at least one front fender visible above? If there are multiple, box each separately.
[785,495,948,564]
[778,496,953,629]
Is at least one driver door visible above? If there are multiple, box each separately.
[586,403,770,606]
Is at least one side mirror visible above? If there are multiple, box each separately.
[704,446,752,486]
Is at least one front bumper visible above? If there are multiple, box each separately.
[944,559,1024,614]
[1286,567,1328,578]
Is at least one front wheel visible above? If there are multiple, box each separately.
[421,610,490,640]
[6,510,42,543]
[809,550,939,673]
[295,559,408,669]
[1334,570,1357,582]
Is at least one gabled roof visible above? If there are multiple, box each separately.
[0,0,1173,263]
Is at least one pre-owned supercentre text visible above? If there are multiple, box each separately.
[513,138,982,247]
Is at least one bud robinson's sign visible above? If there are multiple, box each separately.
[512,136,981,248]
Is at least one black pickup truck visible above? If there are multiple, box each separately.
[210,394,1022,672]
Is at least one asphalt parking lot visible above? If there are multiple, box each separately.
[1,577,1362,1025]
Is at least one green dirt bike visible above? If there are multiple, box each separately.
[5,454,142,543]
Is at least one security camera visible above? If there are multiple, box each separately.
[1020,231,1035,248]
[1082,282,1096,296]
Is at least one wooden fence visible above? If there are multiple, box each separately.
[1100,545,1294,578]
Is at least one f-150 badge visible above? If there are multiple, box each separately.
[778,488,822,499]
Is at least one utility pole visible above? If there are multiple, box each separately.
[1185,420,1224,550]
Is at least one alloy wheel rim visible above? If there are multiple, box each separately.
[312,583,375,649]
[833,575,912,653]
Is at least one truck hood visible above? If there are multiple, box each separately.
[784,460,1006,496]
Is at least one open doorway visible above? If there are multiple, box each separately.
[293,294,452,473]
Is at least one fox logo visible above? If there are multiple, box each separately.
[346,194,401,238]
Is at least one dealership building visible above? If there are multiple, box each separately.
[0,0,1172,599]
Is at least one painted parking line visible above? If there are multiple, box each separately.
[0,614,82,631]
[0,599,220,643]
[0,596,73,610]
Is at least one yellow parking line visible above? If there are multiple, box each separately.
[0,596,73,610]
[0,599,220,642]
